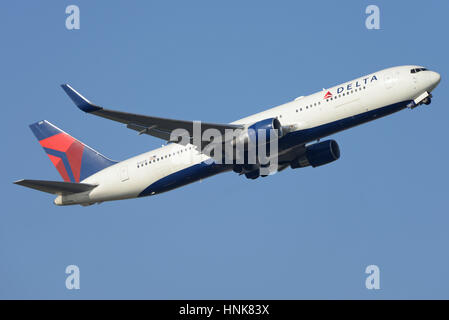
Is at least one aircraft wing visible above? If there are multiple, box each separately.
[61,84,244,145]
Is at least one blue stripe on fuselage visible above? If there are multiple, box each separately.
[138,100,411,196]
[138,162,231,197]
[279,100,410,150]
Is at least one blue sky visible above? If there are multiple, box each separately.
[1,0,448,299]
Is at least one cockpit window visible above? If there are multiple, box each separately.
[410,68,428,73]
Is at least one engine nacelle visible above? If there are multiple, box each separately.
[247,118,283,143]
[233,118,283,149]
[231,118,283,166]
[291,140,340,168]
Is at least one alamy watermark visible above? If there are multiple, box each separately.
[168,121,280,176]
[65,265,80,290]
[365,5,380,30]
[66,5,80,30]
[365,265,380,290]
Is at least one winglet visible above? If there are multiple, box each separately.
[61,84,102,113]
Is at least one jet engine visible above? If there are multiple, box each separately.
[291,140,340,168]
[231,118,283,178]
[233,118,283,149]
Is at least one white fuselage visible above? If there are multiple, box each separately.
[55,65,441,205]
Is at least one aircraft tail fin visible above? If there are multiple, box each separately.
[29,120,117,182]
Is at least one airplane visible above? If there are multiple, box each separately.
[14,65,441,206]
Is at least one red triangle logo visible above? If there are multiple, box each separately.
[324,91,332,99]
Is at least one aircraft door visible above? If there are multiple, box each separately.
[384,73,396,89]
[120,165,129,182]
[412,73,418,91]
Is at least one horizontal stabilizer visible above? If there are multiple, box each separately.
[14,179,97,195]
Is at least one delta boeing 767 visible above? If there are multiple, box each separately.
[14,65,441,206]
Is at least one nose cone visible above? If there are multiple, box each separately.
[429,71,441,89]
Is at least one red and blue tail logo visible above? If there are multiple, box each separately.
[29,120,116,183]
